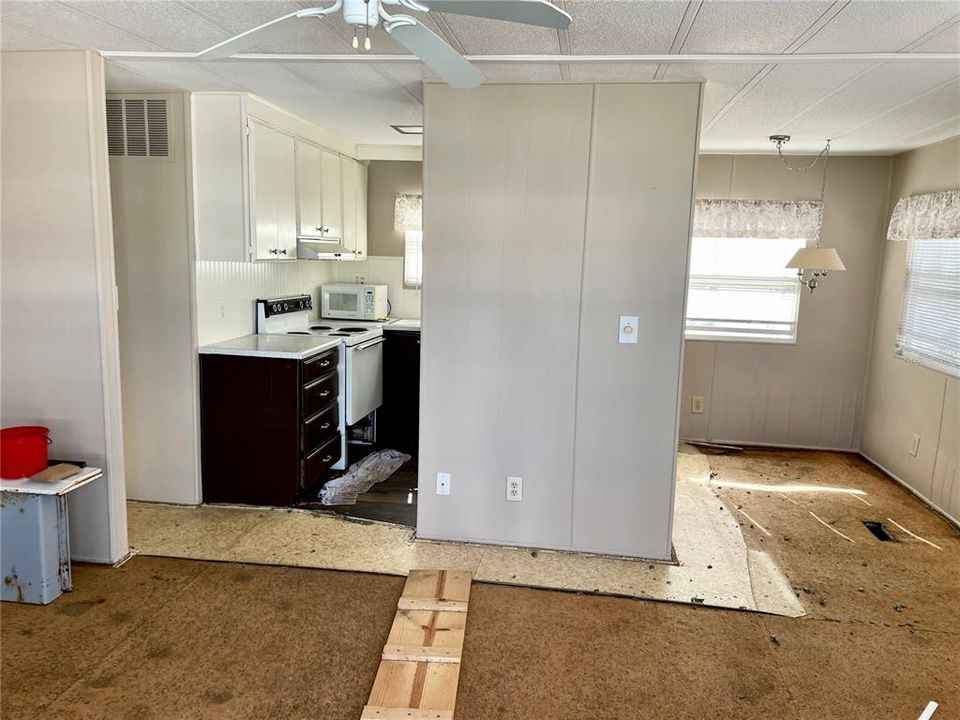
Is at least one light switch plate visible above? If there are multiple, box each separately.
[619,315,639,344]
[436,472,451,495]
[908,434,921,457]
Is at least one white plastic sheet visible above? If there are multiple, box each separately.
[319,449,411,505]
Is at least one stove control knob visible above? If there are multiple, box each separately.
[283,303,289,311]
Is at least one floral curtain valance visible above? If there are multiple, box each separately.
[693,199,823,241]
[887,189,960,241]
[394,193,422,231]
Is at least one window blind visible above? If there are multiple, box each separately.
[403,230,423,289]
[896,237,960,378]
[686,235,805,342]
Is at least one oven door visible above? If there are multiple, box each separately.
[345,337,384,425]
[322,288,363,319]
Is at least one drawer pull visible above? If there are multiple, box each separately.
[320,422,331,430]
[319,389,331,398]
[322,455,333,463]
[319,360,331,367]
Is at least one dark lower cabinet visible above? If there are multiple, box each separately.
[200,347,340,506]
[378,330,420,457]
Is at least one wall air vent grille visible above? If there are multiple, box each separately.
[106,97,170,158]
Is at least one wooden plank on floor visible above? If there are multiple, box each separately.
[361,569,472,720]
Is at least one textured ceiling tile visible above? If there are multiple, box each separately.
[785,61,960,139]
[663,63,765,125]
[912,19,960,53]
[61,1,230,52]
[0,19,71,50]
[837,77,960,145]
[479,62,564,82]
[183,1,304,35]
[566,62,656,82]
[681,1,834,53]
[705,61,878,141]
[106,58,244,91]
[565,0,687,54]
[378,62,435,101]
[0,0,163,51]
[797,0,960,53]
[438,12,561,54]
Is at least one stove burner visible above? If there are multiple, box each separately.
[338,327,370,332]
[328,332,349,337]
[287,331,311,335]
[310,325,333,331]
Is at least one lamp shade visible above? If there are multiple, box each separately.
[785,246,846,271]
[394,193,422,231]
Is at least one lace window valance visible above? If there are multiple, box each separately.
[693,199,823,241]
[887,189,960,241]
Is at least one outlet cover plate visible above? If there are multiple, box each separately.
[692,395,705,414]
[436,472,451,495]
[619,315,639,344]
[506,476,522,502]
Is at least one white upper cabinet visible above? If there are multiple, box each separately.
[320,148,342,241]
[249,120,296,261]
[341,157,368,258]
[296,139,324,240]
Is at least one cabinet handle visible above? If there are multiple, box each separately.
[319,389,331,398]
[316,226,323,232]
[320,360,331,367]
[322,455,333,463]
[279,248,287,255]
[269,248,279,255]
[320,422,331,430]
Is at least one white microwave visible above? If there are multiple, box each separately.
[321,284,389,321]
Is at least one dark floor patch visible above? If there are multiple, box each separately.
[88,674,117,689]
[110,610,133,624]
[232,569,254,583]
[862,520,897,541]
[145,644,173,660]
[205,690,233,705]
[57,598,105,616]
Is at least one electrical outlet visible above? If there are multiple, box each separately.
[691,395,705,414]
[353,273,367,285]
[908,434,921,457]
[436,472,451,495]
[506,476,523,502]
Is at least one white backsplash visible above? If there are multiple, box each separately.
[330,256,421,320]
[195,260,335,346]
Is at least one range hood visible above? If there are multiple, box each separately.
[297,237,358,261]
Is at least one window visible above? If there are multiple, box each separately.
[896,237,960,378]
[685,199,822,343]
[888,189,960,378]
[686,236,805,342]
[403,230,423,289]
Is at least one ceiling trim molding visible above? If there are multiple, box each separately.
[101,51,960,64]
[356,144,422,161]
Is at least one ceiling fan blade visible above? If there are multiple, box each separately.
[197,11,303,60]
[387,20,484,89]
[419,0,571,29]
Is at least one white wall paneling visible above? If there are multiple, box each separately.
[1,49,128,562]
[862,137,960,523]
[680,154,893,451]
[419,82,701,559]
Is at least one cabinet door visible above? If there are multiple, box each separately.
[296,139,324,239]
[356,161,368,258]
[320,149,342,240]
[341,157,358,253]
[249,120,296,261]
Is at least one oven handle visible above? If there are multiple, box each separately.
[352,337,385,352]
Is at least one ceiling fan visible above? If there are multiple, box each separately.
[196,0,571,89]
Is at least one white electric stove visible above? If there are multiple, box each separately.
[256,295,385,470]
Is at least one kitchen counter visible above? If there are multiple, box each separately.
[384,319,421,332]
[198,334,341,360]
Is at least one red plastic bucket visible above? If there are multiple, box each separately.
[1,426,50,479]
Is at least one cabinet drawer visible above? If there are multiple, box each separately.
[303,347,338,385]
[302,433,341,489]
[303,371,338,418]
[304,401,338,451]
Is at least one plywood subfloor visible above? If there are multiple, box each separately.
[127,450,803,617]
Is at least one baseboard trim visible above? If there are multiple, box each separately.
[858,451,960,531]
[681,438,858,453]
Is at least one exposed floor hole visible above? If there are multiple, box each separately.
[862,520,896,541]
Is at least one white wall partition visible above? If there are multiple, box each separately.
[419,83,701,559]
[1,50,127,562]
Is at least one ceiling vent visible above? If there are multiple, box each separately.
[106,98,170,158]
